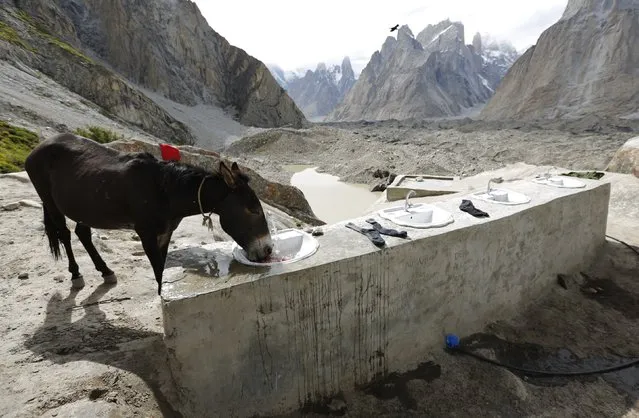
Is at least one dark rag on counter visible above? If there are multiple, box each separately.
[345,222,386,247]
[459,199,489,218]
[366,218,408,238]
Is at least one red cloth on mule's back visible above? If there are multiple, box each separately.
[159,143,181,161]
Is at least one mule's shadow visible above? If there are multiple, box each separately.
[24,285,181,417]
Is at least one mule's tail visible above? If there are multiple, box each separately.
[43,204,62,260]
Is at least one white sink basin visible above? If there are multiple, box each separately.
[532,175,585,188]
[473,188,531,205]
[232,229,319,267]
[378,203,454,228]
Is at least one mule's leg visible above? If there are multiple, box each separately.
[157,229,174,269]
[136,228,165,296]
[75,224,117,284]
[46,207,84,289]
[158,220,181,270]
[26,169,83,288]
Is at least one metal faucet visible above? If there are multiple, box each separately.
[487,177,503,194]
[405,190,416,211]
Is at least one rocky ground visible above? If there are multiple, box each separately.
[1,163,638,417]
[225,117,638,189]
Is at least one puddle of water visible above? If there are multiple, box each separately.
[286,166,382,224]
[165,246,259,278]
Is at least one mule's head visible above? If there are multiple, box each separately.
[215,161,273,261]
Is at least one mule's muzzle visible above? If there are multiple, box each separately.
[246,235,274,262]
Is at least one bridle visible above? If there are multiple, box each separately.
[198,176,215,231]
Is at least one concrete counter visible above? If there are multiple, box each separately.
[160,177,611,417]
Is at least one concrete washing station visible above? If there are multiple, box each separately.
[159,174,610,417]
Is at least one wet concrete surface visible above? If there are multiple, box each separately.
[164,245,261,278]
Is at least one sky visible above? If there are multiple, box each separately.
[194,0,569,74]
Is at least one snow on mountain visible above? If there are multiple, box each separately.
[327,22,521,122]
[273,57,356,120]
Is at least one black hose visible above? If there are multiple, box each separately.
[447,346,639,377]
[606,234,639,257]
[446,234,639,378]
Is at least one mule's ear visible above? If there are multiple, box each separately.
[230,161,250,183]
[219,161,236,188]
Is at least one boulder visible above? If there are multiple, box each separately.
[606,136,639,174]
[107,139,324,226]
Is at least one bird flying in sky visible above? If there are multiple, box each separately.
[390,24,399,32]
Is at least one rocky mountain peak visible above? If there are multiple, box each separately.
[12,0,307,136]
[278,56,357,120]
[341,56,354,79]
[416,19,465,52]
[561,0,638,21]
[380,36,398,58]
[472,32,482,54]
[480,0,639,120]
[326,19,521,122]
[397,25,414,42]
[416,19,453,44]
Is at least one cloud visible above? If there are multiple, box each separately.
[194,0,568,70]
[508,3,569,48]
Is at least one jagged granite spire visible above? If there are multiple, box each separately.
[472,32,482,54]
[283,56,357,119]
[326,20,512,122]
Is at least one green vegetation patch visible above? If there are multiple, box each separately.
[44,35,93,63]
[6,8,92,63]
[0,120,40,174]
[0,21,33,51]
[14,9,34,25]
[74,126,124,144]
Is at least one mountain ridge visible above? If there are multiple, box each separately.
[480,0,639,120]
[0,0,307,148]
[325,21,519,122]
[272,57,357,120]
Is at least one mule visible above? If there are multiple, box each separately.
[24,133,273,295]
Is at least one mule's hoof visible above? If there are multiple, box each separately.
[71,276,85,289]
[102,273,117,285]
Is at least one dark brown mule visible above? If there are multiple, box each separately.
[24,133,273,295]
